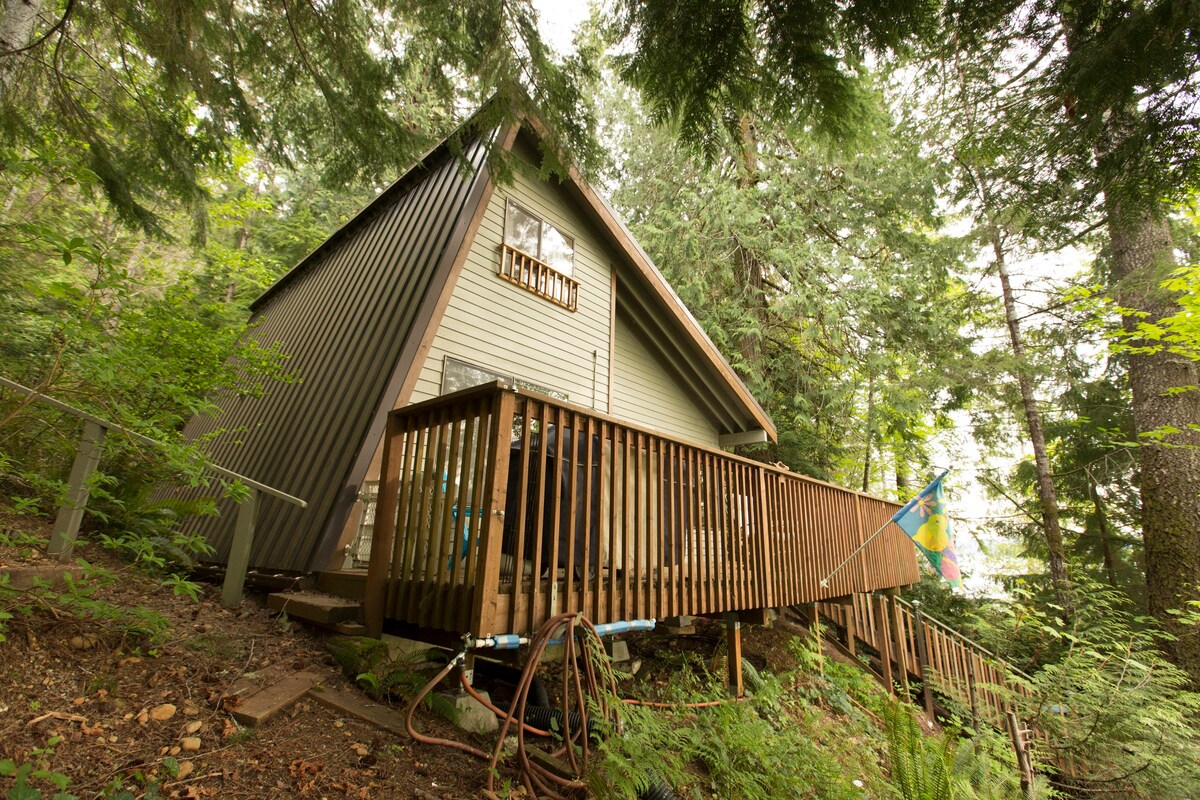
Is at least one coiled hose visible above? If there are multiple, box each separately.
[485,612,619,799]
[406,613,707,799]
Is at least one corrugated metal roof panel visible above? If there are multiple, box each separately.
[178,135,492,573]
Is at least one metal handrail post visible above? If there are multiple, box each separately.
[221,488,261,608]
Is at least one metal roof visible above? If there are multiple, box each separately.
[178,133,494,573]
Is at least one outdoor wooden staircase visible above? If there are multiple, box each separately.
[813,591,1068,782]
[267,590,367,636]
[815,592,1032,726]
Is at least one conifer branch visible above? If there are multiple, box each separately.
[0,0,76,58]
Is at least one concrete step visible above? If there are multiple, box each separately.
[267,591,363,625]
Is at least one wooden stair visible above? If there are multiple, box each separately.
[267,590,366,634]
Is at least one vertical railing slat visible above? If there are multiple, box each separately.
[471,388,517,636]
[365,413,404,636]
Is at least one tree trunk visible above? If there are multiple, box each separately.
[0,0,44,102]
[1105,186,1200,684]
[732,113,767,384]
[1055,4,1200,683]
[991,228,1074,613]
[1089,483,1118,589]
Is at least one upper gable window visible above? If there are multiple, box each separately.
[504,201,575,276]
[500,200,579,311]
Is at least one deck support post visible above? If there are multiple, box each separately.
[49,420,106,561]
[724,613,743,697]
[221,488,260,608]
[911,601,935,717]
[845,594,858,657]
[885,589,910,697]
[872,594,894,693]
[364,414,404,637]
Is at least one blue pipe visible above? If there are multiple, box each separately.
[593,619,656,637]
[548,618,656,646]
[473,618,656,650]
[472,633,528,650]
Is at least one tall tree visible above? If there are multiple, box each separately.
[905,41,1080,611]
[605,0,1200,682]
[601,84,978,485]
[0,0,601,236]
[1042,1,1200,682]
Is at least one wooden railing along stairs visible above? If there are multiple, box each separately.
[815,592,1069,782]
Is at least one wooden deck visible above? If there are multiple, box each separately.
[363,382,921,638]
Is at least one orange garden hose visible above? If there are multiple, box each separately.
[459,671,553,737]
[404,652,490,760]
[404,613,743,799]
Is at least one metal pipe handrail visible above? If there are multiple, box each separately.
[0,376,306,507]
[2,375,306,609]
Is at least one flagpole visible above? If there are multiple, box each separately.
[819,519,892,589]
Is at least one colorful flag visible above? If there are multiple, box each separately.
[891,471,962,588]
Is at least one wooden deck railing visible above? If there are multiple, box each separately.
[364,382,920,637]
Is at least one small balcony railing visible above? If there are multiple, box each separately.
[498,244,579,311]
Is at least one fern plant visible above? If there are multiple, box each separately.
[886,703,955,800]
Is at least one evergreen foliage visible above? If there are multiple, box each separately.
[1,0,1200,789]
[606,0,940,158]
[588,642,893,800]
[885,703,954,800]
[0,0,601,236]
[602,79,980,485]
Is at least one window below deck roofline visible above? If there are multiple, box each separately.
[441,356,568,402]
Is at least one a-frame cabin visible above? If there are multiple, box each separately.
[180,115,920,641]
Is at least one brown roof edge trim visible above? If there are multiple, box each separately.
[306,128,512,574]
[251,113,500,313]
[521,116,777,443]
[587,185,776,441]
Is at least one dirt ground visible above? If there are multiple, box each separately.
[0,511,876,800]
[0,515,495,799]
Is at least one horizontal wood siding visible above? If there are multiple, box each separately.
[410,159,614,409]
[611,310,720,447]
